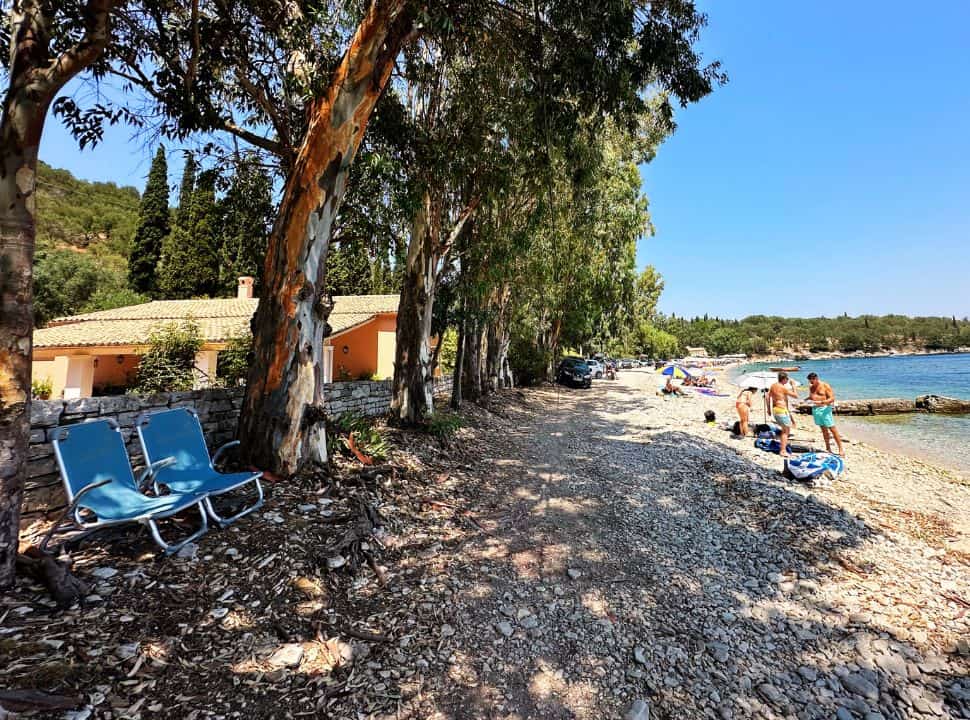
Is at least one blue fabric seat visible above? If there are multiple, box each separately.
[43,419,208,554]
[135,408,264,527]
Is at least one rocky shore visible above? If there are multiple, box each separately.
[2,371,968,719]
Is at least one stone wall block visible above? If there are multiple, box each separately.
[31,400,64,427]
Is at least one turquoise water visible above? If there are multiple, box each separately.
[737,353,970,474]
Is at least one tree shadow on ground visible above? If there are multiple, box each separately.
[2,381,967,720]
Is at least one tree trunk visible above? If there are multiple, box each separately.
[238,1,413,475]
[390,192,438,423]
[450,311,465,411]
[462,323,483,402]
[0,114,43,589]
[0,0,116,589]
[391,198,477,422]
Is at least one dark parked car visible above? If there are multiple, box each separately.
[556,357,592,388]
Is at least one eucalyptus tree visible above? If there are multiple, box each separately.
[33,0,722,475]
[0,0,124,589]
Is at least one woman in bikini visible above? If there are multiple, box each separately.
[735,386,757,436]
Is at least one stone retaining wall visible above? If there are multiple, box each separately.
[323,375,453,418]
[24,377,454,517]
[24,387,245,516]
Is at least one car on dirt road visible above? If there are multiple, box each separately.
[586,359,604,378]
[556,357,593,388]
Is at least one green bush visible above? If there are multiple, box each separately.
[328,412,389,461]
[135,320,203,393]
[217,332,252,387]
[426,412,463,440]
[509,336,550,386]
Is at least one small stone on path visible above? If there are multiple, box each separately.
[268,643,304,668]
[496,621,514,637]
[624,698,650,720]
[567,568,581,580]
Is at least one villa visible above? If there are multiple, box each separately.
[31,277,401,399]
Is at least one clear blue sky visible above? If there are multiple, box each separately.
[41,1,970,320]
[637,0,970,319]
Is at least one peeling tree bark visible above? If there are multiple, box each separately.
[484,284,513,392]
[0,0,116,589]
[237,0,413,475]
[391,198,477,423]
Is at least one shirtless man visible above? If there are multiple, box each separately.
[807,372,845,456]
[768,372,799,457]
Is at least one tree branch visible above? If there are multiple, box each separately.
[39,0,118,97]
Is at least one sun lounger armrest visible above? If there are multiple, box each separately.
[40,479,113,553]
[137,456,177,492]
[211,440,240,469]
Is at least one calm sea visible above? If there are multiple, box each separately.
[737,353,970,474]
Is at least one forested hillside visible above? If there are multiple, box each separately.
[36,161,141,255]
[32,163,144,325]
[657,313,970,356]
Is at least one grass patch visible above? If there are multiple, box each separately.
[426,412,464,440]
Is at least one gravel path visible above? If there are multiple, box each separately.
[418,371,970,719]
[2,372,967,720]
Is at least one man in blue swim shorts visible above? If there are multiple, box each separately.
[807,372,845,457]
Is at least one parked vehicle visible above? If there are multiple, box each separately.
[586,359,604,379]
[619,358,635,369]
[556,357,593,388]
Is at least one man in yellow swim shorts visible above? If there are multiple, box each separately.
[807,372,845,457]
[769,372,800,457]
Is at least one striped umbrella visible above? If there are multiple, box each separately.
[657,363,691,379]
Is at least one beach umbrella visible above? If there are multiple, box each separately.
[735,372,800,423]
[735,371,799,391]
[657,363,691,379]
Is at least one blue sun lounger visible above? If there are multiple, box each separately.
[42,419,209,554]
[135,408,264,527]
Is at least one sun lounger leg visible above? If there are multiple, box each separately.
[203,477,264,528]
[146,502,209,554]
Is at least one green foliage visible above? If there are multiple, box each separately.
[217,332,253,387]
[509,335,552,386]
[636,324,681,360]
[134,320,203,394]
[218,157,273,294]
[33,247,147,325]
[128,146,170,294]
[328,412,389,462]
[425,412,464,440]
[328,237,376,295]
[437,328,458,374]
[31,377,53,400]
[656,314,970,355]
[35,161,140,256]
[158,169,220,298]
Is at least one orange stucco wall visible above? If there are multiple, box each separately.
[92,354,141,393]
[328,315,398,381]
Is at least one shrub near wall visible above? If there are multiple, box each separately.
[24,387,244,517]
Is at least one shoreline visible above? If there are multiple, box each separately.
[748,348,970,363]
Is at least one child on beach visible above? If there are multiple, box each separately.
[807,372,845,457]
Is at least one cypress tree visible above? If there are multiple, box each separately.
[218,158,273,294]
[159,169,221,298]
[176,152,197,222]
[127,146,170,294]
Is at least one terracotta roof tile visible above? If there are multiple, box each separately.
[35,295,399,350]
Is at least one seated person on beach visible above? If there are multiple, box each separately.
[661,377,686,396]
[768,372,799,458]
[735,386,757,437]
[807,372,845,457]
